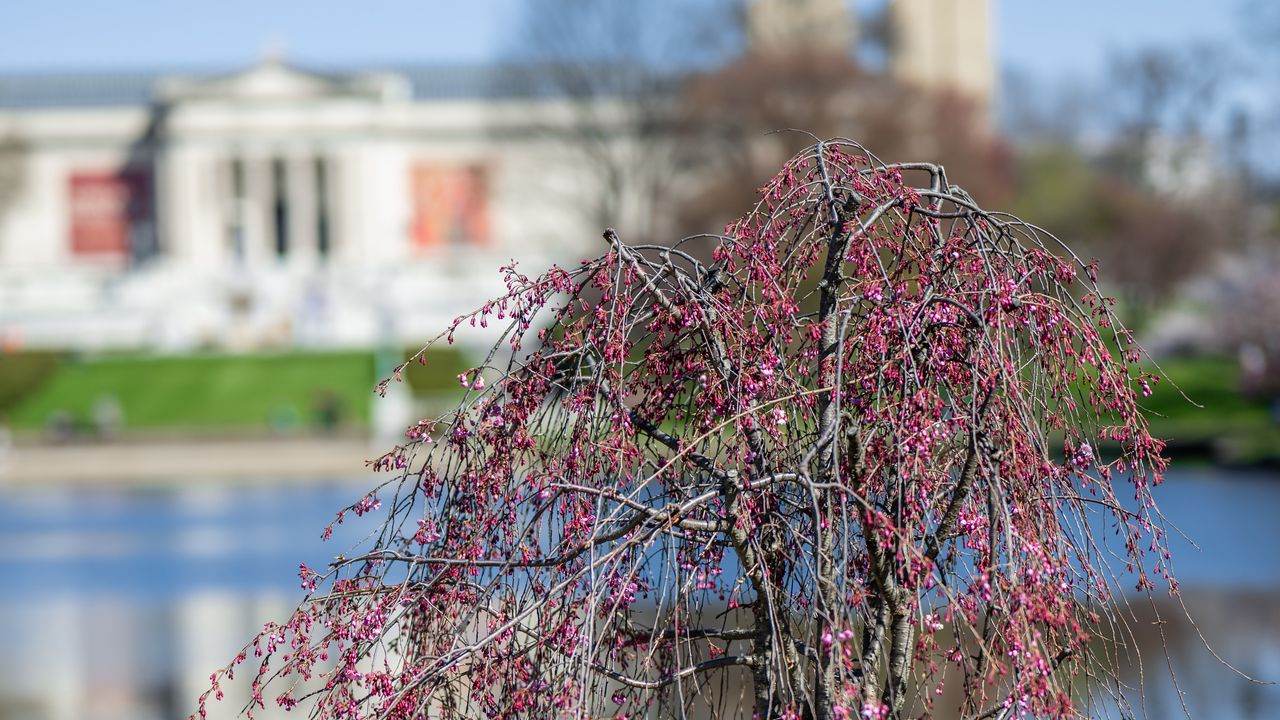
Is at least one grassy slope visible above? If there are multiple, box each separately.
[0,351,63,412]
[2,350,1275,461]
[1142,356,1280,463]
[6,352,377,430]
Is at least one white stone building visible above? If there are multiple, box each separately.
[0,59,602,351]
[0,2,996,352]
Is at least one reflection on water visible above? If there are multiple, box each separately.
[0,470,1275,719]
[0,480,369,720]
[0,481,368,599]
[1108,588,1280,720]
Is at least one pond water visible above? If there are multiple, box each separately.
[0,469,1275,719]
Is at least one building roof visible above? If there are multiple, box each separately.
[0,71,159,109]
[0,63,634,109]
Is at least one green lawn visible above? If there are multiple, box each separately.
[399,345,474,396]
[1144,356,1267,425]
[1141,356,1280,464]
[1,349,1276,462]
[4,351,378,432]
[0,350,63,412]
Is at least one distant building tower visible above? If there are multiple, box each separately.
[747,0,857,55]
[888,0,995,112]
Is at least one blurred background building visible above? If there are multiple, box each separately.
[0,0,997,353]
[0,58,595,351]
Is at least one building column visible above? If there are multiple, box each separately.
[222,156,245,265]
[287,153,317,268]
[244,156,272,266]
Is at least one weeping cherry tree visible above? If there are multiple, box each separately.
[198,140,1178,720]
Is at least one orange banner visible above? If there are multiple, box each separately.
[410,164,490,250]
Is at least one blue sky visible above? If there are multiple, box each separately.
[997,1,1240,80]
[0,1,1245,82]
[0,1,523,73]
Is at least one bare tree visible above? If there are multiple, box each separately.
[201,141,1183,720]
[676,48,1013,236]
[1212,249,1280,400]
[1011,146,1224,317]
[500,0,742,244]
[1107,45,1233,146]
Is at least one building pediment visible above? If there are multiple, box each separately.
[158,58,407,104]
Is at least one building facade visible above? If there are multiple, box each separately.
[0,59,601,351]
[0,2,995,352]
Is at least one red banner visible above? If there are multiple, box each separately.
[69,171,150,257]
[410,164,490,250]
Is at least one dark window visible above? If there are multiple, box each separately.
[228,157,245,260]
[315,157,330,259]
[272,158,288,257]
